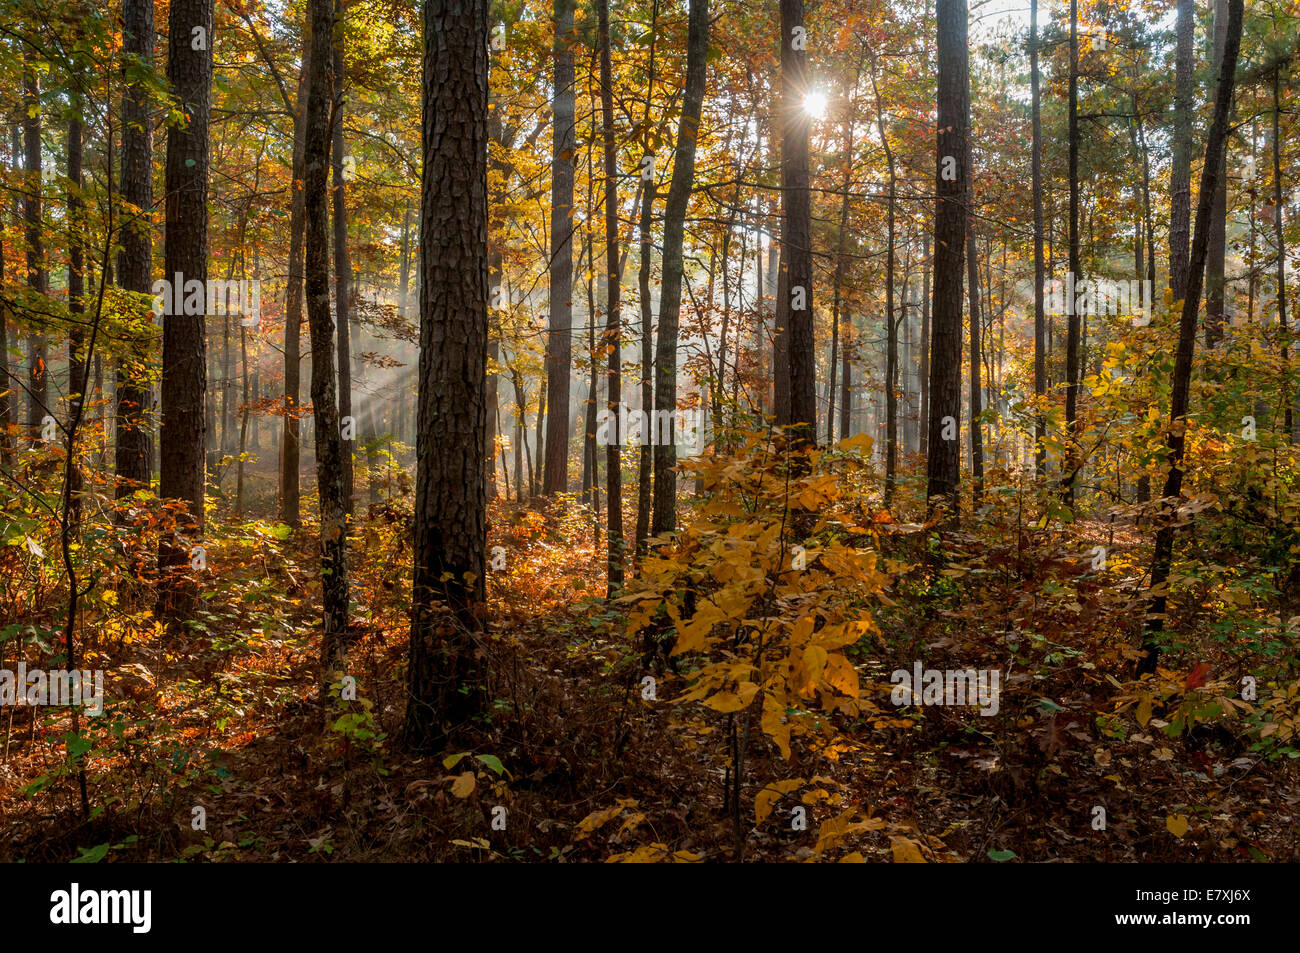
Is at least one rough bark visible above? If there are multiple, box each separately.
[543,0,575,495]
[775,0,815,446]
[404,0,490,750]
[157,0,213,623]
[925,0,967,513]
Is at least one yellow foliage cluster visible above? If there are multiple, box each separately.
[622,433,892,763]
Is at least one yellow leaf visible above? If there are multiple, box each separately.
[890,835,927,863]
[762,692,792,759]
[836,433,873,455]
[450,771,476,799]
[754,778,804,825]
[1136,693,1153,727]
[1166,815,1189,838]
[824,653,860,698]
[704,690,746,713]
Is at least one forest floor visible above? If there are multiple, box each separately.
[2,453,1299,862]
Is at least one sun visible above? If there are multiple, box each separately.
[803,91,828,119]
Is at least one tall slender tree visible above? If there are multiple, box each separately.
[543,0,575,495]
[1139,0,1244,677]
[304,0,349,670]
[22,57,46,438]
[1030,0,1046,476]
[331,0,354,511]
[281,61,309,528]
[650,0,708,535]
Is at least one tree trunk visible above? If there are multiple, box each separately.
[651,0,708,535]
[543,0,575,495]
[598,0,624,587]
[1168,0,1194,303]
[22,60,47,438]
[281,58,309,527]
[925,0,967,514]
[1139,0,1243,677]
[332,1,355,512]
[1274,65,1293,442]
[1062,0,1081,506]
[304,0,349,670]
[1031,0,1046,476]
[776,0,815,446]
[1204,0,1229,349]
[115,0,153,496]
[870,54,896,497]
[404,0,490,750]
[157,0,213,623]
[967,226,984,504]
[919,235,929,457]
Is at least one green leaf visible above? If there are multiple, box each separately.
[442,752,470,770]
[988,848,1017,862]
[65,733,92,760]
[71,843,111,864]
[475,754,506,776]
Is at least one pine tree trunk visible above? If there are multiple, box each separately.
[543,0,575,495]
[158,0,213,623]
[777,0,815,446]
[925,0,967,514]
[404,0,490,750]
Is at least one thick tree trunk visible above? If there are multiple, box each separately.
[157,0,213,623]
[650,0,708,535]
[115,0,154,496]
[1139,0,1243,677]
[925,0,967,513]
[404,0,489,750]
[776,0,815,446]
[543,0,575,495]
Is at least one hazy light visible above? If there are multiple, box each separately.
[803,91,828,119]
